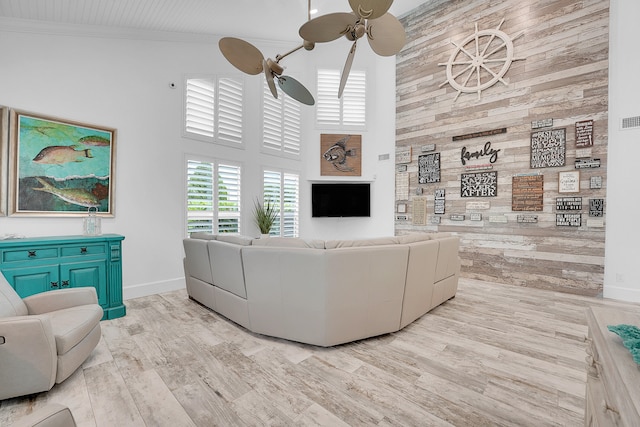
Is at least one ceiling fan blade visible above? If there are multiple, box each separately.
[339,41,358,98]
[299,12,356,43]
[349,0,393,20]
[264,59,278,99]
[367,12,407,56]
[219,37,264,75]
[278,76,315,106]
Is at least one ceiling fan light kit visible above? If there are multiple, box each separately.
[218,0,406,105]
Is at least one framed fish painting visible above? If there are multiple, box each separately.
[320,134,362,177]
[8,109,116,216]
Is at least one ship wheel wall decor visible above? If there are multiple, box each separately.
[438,19,525,101]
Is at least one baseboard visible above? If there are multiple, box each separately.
[123,277,186,300]
[603,284,640,304]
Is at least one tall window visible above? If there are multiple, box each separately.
[262,80,301,157]
[184,76,244,146]
[186,158,241,235]
[263,169,299,237]
[316,69,366,127]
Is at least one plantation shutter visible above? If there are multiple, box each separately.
[317,69,341,126]
[282,173,299,237]
[263,170,282,236]
[342,70,366,126]
[316,69,366,127]
[217,77,243,144]
[217,163,241,233]
[283,96,301,156]
[263,81,282,151]
[262,81,301,156]
[186,159,215,233]
[185,78,215,138]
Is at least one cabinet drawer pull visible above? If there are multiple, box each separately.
[28,250,37,257]
[61,280,70,287]
[80,247,87,254]
[50,281,59,288]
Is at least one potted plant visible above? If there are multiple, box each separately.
[253,198,278,237]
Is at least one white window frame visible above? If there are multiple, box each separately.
[316,68,367,130]
[185,155,242,236]
[183,74,245,149]
[262,168,300,238]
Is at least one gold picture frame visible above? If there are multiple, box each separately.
[8,109,116,217]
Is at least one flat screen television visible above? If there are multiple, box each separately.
[311,183,370,217]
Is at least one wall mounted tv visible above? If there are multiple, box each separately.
[311,183,371,217]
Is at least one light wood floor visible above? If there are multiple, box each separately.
[2,278,639,426]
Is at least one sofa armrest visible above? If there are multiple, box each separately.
[23,287,99,315]
[0,315,57,400]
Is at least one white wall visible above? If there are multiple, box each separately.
[0,20,395,299]
[604,1,640,302]
[300,42,397,240]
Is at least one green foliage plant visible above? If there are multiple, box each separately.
[253,198,278,235]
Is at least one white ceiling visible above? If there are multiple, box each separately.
[0,0,428,41]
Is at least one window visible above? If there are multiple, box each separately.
[262,80,301,157]
[263,169,299,237]
[186,158,241,235]
[316,69,366,127]
[184,76,243,146]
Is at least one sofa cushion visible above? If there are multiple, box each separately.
[47,305,104,354]
[325,236,399,249]
[189,232,217,240]
[215,234,253,246]
[252,237,325,249]
[397,232,452,243]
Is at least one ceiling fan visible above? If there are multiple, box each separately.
[299,0,406,98]
[218,1,316,106]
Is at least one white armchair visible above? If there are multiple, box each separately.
[0,272,103,400]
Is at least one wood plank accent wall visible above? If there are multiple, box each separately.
[395,0,609,296]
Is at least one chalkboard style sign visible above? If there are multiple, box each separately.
[530,128,566,168]
[434,188,445,214]
[590,198,604,217]
[575,120,594,147]
[461,171,498,197]
[556,213,582,227]
[556,197,582,211]
[512,175,544,211]
[418,153,441,183]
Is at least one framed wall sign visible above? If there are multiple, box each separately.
[575,120,594,147]
[461,171,497,197]
[589,198,604,217]
[558,171,580,193]
[530,128,566,168]
[8,109,116,217]
[418,153,441,183]
[395,146,412,164]
[512,175,543,211]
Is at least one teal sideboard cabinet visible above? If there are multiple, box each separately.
[0,234,126,320]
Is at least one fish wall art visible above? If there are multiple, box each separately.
[320,134,362,177]
[8,110,116,216]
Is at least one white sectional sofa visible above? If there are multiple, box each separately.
[183,233,460,347]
